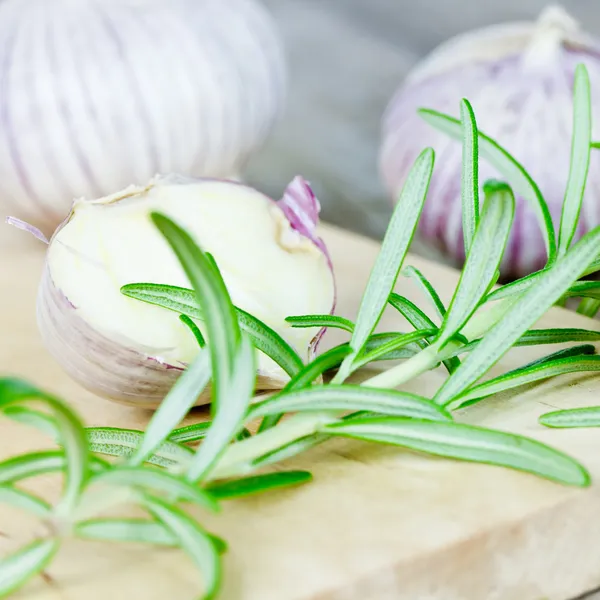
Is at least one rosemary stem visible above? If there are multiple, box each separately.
[209,412,335,480]
[361,344,440,389]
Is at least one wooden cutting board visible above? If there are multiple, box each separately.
[2,222,600,600]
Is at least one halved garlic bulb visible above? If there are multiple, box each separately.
[37,175,335,408]
[380,5,600,279]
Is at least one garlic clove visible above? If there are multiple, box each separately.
[38,175,335,408]
[380,5,600,279]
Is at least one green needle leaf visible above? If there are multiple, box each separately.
[540,407,600,428]
[515,328,600,346]
[169,422,211,444]
[566,280,600,300]
[186,335,256,483]
[340,329,436,376]
[128,351,211,466]
[437,180,515,347]
[0,487,52,518]
[460,98,480,253]
[448,355,600,410]
[76,518,178,546]
[577,297,600,318]
[0,378,89,517]
[256,333,421,433]
[87,427,193,467]
[75,519,228,554]
[485,270,545,302]
[248,385,451,422]
[89,466,218,512]
[558,64,592,256]
[387,294,459,373]
[179,315,206,347]
[325,417,589,486]
[0,539,59,597]
[236,306,303,376]
[3,406,58,440]
[150,213,241,411]
[285,314,355,333]
[388,293,437,332]
[121,283,303,378]
[206,471,312,500]
[143,496,221,600]
[334,148,434,382]
[419,108,556,264]
[434,225,600,406]
[0,451,107,485]
[402,265,446,320]
[516,344,596,368]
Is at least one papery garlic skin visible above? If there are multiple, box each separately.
[0,0,285,234]
[380,6,600,279]
[38,175,335,408]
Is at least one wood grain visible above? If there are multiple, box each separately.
[2,224,600,599]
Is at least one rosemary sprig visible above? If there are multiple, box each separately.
[3,63,600,600]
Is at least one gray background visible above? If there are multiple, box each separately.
[245,0,600,260]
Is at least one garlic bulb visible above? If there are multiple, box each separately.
[37,175,335,408]
[380,5,600,279]
[0,0,285,235]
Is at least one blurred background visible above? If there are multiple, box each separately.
[244,0,600,269]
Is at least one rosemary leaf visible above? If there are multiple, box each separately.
[206,471,312,500]
[75,519,228,554]
[0,539,59,597]
[169,422,211,444]
[540,407,600,428]
[460,98,480,253]
[334,148,434,382]
[87,427,193,466]
[402,265,446,320]
[143,495,221,600]
[286,314,355,333]
[448,356,600,411]
[128,351,211,467]
[325,417,589,486]
[89,466,219,513]
[419,108,557,265]
[0,378,89,516]
[577,297,600,318]
[558,64,592,256]
[437,180,515,347]
[3,406,58,440]
[0,487,52,518]
[121,283,303,378]
[248,385,451,422]
[148,213,242,412]
[0,451,107,485]
[179,314,206,347]
[186,335,256,483]
[387,294,457,373]
[434,225,600,406]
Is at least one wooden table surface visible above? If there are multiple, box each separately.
[3,223,600,599]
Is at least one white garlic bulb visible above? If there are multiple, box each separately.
[37,175,335,408]
[0,0,285,235]
[380,5,600,279]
